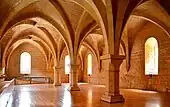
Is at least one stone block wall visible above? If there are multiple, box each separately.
[59,48,83,83]
[7,43,52,79]
[83,50,106,85]
[120,21,170,92]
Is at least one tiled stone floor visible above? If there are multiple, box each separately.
[5,83,170,107]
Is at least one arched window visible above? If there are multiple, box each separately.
[145,37,158,75]
[65,55,70,74]
[87,54,92,75]
[20,52,31,74]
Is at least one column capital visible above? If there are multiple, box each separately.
[101,54,125,71]
[69,64,80,67]
[53,66,61,70]
[56,67,61,70]
[53,66,56,69]
[69,64,80,71]
[100,54,125,60]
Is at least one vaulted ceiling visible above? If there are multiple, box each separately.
[0,0,170,67]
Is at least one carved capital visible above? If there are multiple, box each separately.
[101,54,125,71]
[100,54,125,60]
[53,66,61,70]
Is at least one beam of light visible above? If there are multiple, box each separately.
[62,89,72,107]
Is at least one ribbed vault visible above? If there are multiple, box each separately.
[1,0,170,102]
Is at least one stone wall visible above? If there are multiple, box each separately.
[7,43,52,78]
[59,48,83,83]
[82,50,106,85]
[120,22,170,92]
[6,43,83,83]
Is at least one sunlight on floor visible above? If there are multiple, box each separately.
[129,89,158,94]
[5,84,170,107]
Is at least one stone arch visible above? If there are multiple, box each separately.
[82,42,100,70]
[48,0,74,42]
[68,0,108,54]
[5,39,48,72]
[120,40,126,56]
[2,25,55,63]
[0,0,39,36]
[1,12,72,59]
[132,0,170,39]
[123,0,170,71]
[2,30,54,68]
[78,21,98,51]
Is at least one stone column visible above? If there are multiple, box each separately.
[100,54,125,103]
[68,64,80,91]
[53,66,61,86]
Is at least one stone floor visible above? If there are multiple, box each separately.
[5,83,170,107]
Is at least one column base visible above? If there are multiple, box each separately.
[68,85,80,91]
[101,94,125,103]
[53,83,61,86]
